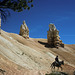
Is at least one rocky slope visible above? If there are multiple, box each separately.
[0,30,75,75]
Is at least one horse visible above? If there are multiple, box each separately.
[51,60,64,71]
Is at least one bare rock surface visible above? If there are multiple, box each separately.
[0,30,75,75]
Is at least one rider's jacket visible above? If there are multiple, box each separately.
[55,57,59,62]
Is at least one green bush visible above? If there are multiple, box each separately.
[45,71,69,75]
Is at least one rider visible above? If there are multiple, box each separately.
[55,55,59,64]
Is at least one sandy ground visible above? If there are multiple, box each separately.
[0,30,75,75]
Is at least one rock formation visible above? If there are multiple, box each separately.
[47,23,64,48]
[19,20,29,39]
[0,30,75,75]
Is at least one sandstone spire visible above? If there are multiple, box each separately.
[19,20,29,39]
[47,23,64,48]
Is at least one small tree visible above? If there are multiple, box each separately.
[0,0,33,34]
[0,0,33,21]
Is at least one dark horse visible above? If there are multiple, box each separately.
[51,60,64,71]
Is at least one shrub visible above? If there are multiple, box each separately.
[45,71,69,75]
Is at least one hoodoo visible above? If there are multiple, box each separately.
[47,23,64,48]
[19,20,29,39]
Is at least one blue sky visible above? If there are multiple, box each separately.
[1,0,75,44]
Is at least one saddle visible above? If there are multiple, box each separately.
[55,61,60,65]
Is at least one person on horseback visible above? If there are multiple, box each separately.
[51,56,64,71]
[55,55,59,64]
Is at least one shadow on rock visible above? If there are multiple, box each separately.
[38,41,55,48]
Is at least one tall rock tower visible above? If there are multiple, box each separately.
[19,20,29,39]
[47,23,64,48]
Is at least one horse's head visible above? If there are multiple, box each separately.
[61,60,64,65]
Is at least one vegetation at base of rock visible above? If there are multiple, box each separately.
[45,71,69,75]
[0,0,33,21]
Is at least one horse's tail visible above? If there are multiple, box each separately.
[50,63,53,68]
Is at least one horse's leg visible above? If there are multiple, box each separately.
[50,65,52,70]
[60,66,63,71]
[52,66,54,72]
[51,64,53,71]
[57,67,59,71]
[51,67,52,71]
[51,65,54,72]
[54,66,55,72]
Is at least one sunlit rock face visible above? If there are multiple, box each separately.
[47,23,64,48]
[19,20,29,39]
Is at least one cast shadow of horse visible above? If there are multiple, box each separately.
[38,41,55,48]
